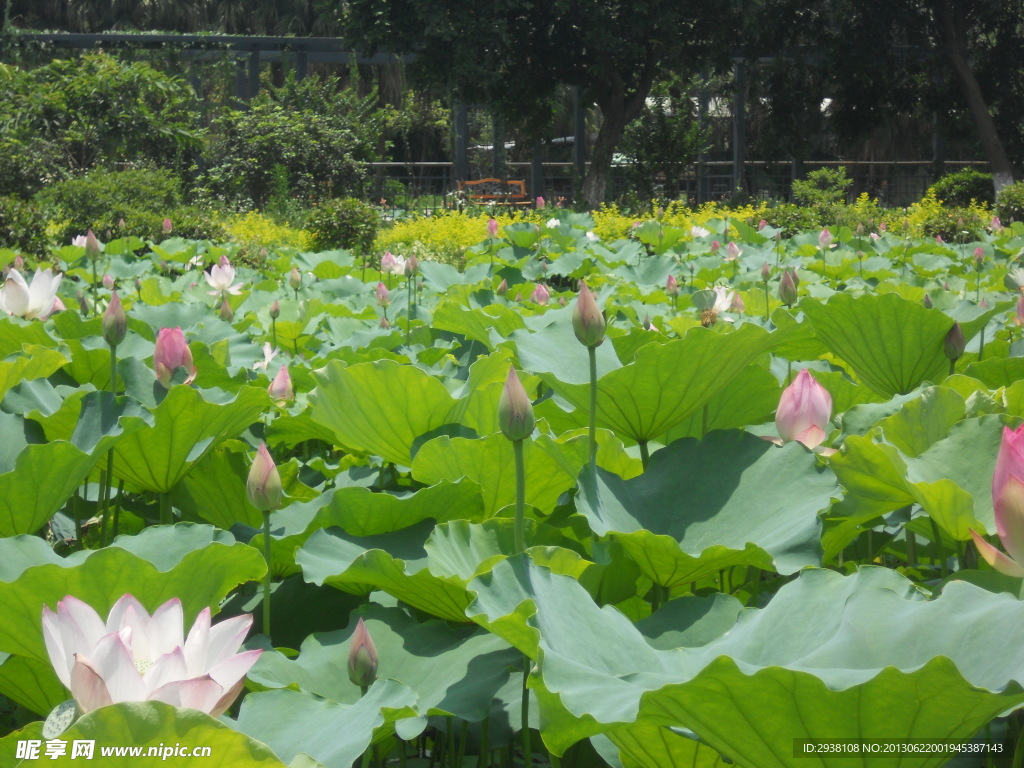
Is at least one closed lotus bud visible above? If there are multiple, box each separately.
[163,218,173,235]
[758,219,768,230]
[102,273,114,290]
[103,291,126,347]
[710,240,720,254]
[530,284,550,305]
[666,274,679,296]
[347,618,379,688]
[923,294,933,309]
[269,300,280,319]
[779,269,798,306]
[726,241,742,261]
[974,247,985,270]
[944,323,965,361]
[487,218,499,238]
[1017,295,1024,328]
[219,298,233,321]
[118,218,126,229]
[405,255,418,276]
[134,277,142,294]
[153,327,197,388]
[247,442,282,511]
[776,369,832,449]
[992,216,1003,232]
[497,278,508,296]
[375,282,390,306]
[514,292,522,302]
[731,293,745,313]
[13,254,24,271]
[85,230,101,261]
[498,367,535,441]
[761,263,771,282]
[818,228,832,249]
[379,315,390,329]
[536,196,545,209]
[573,281,606,348]
[268,365,294,402]
[289,267,302,291]
[77,290,89,315]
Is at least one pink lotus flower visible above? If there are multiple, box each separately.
[205,256,243,296]
[268,365,294,402]
[153,327,196,388]
[818,228,833,249]
[972,425,1024,577]
[0,268,64,321]
[42,595,260,716]
[536,196,545,209]
[380,251,406,275]
[487,218,499,238]
[530,284,550,305]
[775,369,832,449]
[102,273,115,291]
[710,240,720,254]
[572,281,605,348]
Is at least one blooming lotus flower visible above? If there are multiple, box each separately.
[530,284,550,305]
[585,231,598,241]
[205,256,243,296]
[347,618,379,688]
[268,365,294,402]
[253,342,278,372]
[71,235,88,248]
[380,251,405,275]
[0,268,64,321]
[775,369,832,449]
[153,327,196,388]
[971,425,1024,577]
[712,285,735,314]
[572,281,605,348]
[42,595,260,716]
[690,225,710,238]
[546,218,559,229]
[724,242,742,261]
[247,442,282,511]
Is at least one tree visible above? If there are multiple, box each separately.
[343,0,731,207]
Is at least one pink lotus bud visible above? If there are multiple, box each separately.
[775,369,832,449]
[497,278,508,296]
[85,230,101,261]
[779,268,798,306]
[268,365,294,402]
[944,322,965,360]
[405,255,419,276]
[558,296,566,307]
[1016,295,1024,327]
[971,425,1024,577]
[118,218,126,229]
[761,263,771,282]
[379,316,390,329]
[974,247,985,269]
[878,222,887,231]
[487,218,499,238]
[936,235,944,244]
[289,267,302,291]
[710,240,720,254]
[514,292,523,302]
[247,442,282,511]
[922,294,933,309]
[163,218,173,235]
[530,284,550,305]
[269,300,280,319]
[375,282,390,306]
[572,281,606,348]
[348,617,379,688]
[498,367,535,441]
[536,196,545,209]
[731,293,745,313]
[818,228,832,248]
[219,298,233,321]
[992,216,1003,232]
[758,219,768,230]
[153,327,196,388]
[725,241,742,261]
[102,273,114,290]
[666,274,679,296]
[103,291,126,347]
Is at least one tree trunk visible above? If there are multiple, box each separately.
[935,2,1014,193]
[581,51,657,208]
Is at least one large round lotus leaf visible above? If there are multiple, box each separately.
[800,292,953,397]
[575,432,835,586]
[0,346,66,402]
[249,604,518,722]
[110,385,271,493]
[608,724,730,768]
[467,559,1024,764]
[2,702,287,767]
[310,359,458,466]
[0,525,266,663]
[507,306,622,386]
[234,681,418,768]
[664,363,781,441]
[431,301,526,346]
[0,442,100,536]
[536,323,788,443]
[0,652,66,716]
[0,317,56,358]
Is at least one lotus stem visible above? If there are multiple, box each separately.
[477,718,490,768]
[159,492,171,526]
[262,509,273,640]
[978,325,985,363]
[111,479,124,540]
[587,345,597,465]
[930,518,946,577]
[456,720,468,768]
[906,530,917,567]
[521,660,531,768]
[271,317,277,350]
[638,440,650,470]
[762,281,770,321]
[513,439,526,553]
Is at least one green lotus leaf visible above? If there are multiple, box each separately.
[234,682,418,768]
[575,432,835,586]
[310,359,458,466]
[1,701,287,766]
[665,363,780,441]
[508,306,622,386]
[468,560,1024,763]
[0,651,66,716]
[800,292,953,397]
[0,345,66,402]
[0,442,100,537]
[536,323,788,443]
[965,356,1024,388]
[111,385,271,493]
[0,524,266,663]
[248,605,518,722]
[0,317,56,357]
[875,385,966,458]
[607,724,730,768]
[431,301,525,346]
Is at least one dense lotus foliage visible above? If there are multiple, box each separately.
[2,212,1024,766]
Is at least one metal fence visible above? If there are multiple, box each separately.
[367,160,991,215]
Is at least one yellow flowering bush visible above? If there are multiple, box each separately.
[221,211,310,251]
[884,190,990,240]
[375,209,536,265]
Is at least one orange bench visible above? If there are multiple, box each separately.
[457,178,531,205]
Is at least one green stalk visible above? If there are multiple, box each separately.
[930,518,946,577]
[587,346,597,464]
[455,720,468,768]
[91,259,99,315]
[111,479,124,540]
[262,510,273,640]
[271,317,277,350]
[357,684,371,768]
[520,661,531,768]
[762,281,770,321]
[978,325,985,362]
[159,492,171,526]
[906,530,917,568]
[407,275,413,347]
[638,440,650,470]
[513,439,526,553]
[477,718,490,768]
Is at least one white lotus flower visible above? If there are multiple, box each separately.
[690,225,710,238]
[205,256,243,296]
[42,594,260,716]
[0,268,64,320]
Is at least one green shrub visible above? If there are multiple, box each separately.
[928,169,994,207]
[0,195,48,256]
[88,206,226,244]
[305,198,379,253]
[915,205,986,241]
[996,181,1024,223]
[792,167,853,207]
[760,202,821,233]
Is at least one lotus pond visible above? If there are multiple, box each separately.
[3,213,1024,767]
